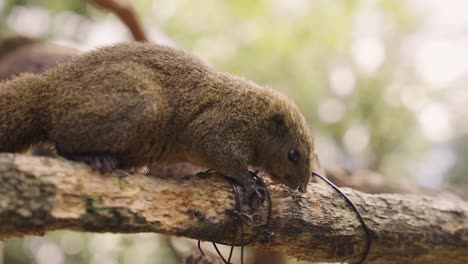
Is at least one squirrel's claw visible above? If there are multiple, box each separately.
[59,152,118,173]
[243,181,266,209]
[88,154,118,172]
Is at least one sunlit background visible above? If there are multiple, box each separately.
[0,0,467,263]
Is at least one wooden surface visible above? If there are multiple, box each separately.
[0,153,466,263]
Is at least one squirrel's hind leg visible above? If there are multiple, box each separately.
[58,151,118,173]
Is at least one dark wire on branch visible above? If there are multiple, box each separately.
[197,171,370,264]
[312,171,371,264]
[197,170,273,264]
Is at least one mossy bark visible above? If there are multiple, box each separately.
[0,154,466,263]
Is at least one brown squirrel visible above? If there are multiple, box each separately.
[0,42,314,199]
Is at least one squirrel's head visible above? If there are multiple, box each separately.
[255,89,314,192]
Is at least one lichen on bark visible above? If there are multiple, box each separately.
[0,153,466,264]
[0,155,56,235]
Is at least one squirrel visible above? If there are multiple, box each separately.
[0,42,315,201]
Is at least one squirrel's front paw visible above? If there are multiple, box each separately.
[243,179,266,209]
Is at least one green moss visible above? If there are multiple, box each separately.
[0,166,56,232]
[80,197,151,232]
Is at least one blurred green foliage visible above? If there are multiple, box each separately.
[4,231,181,264]
[3,0,88,14]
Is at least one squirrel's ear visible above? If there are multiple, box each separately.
[270,113,287,135]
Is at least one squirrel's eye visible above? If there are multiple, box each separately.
[288,148,300,163]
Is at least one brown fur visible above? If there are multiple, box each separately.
[0,42,314,191]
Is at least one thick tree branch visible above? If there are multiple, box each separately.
[0,154,466,263]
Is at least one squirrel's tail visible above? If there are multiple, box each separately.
[0,73,49,152]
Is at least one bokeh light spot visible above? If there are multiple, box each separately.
[418,102,452,142]
[343,124,370,155]
[318,98,346,123]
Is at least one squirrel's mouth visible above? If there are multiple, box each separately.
[282,173,301,190]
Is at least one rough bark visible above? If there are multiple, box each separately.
[0,153,466,264]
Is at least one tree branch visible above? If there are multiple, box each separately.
[0,154,466,263]
[91,0,148,41]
